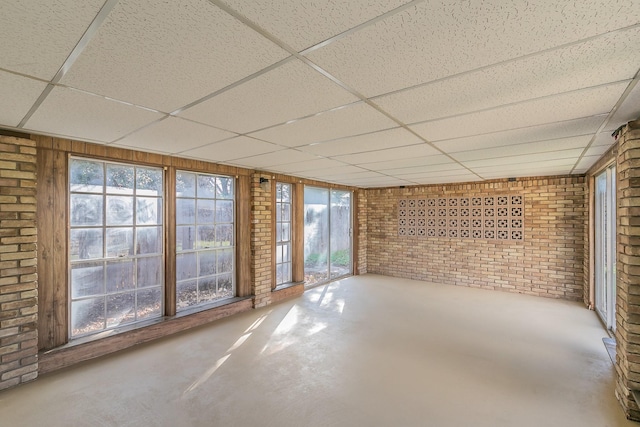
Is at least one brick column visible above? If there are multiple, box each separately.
[251,172,272,308]
[615,119,640,420]
[357,190,368,274]
[0,136,38,390]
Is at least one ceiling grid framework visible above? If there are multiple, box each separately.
[0,0,638,187]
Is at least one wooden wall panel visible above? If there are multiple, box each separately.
[236,175,251,297]
[292,183,304,283]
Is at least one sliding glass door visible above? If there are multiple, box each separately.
[595,165,616,332]
[304,187,352,287]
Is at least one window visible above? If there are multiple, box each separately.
[275,183,292,285]
[176,171,235,311]
[69,158,164,337]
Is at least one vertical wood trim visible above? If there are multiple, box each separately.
[292,183,304,283]
[352,189,360,275]
[236,175,251,297]
[165,167,176,316]
[52,151,68,347]
[37,149,54,350]
[271,179,277,290]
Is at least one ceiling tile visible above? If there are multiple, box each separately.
[0,1,104,79]
[0,72,48,127]
[299,127,422,157]
[227,149,320,169]
[605,79,640,131]
[451,135,591,162]
[360,154,452,170]
[180,136,281,162]
[591,131,617,147]
[433,115,606,153]
[179,59,357,133]
[61,0,289,112]
[463,148,583,168]
[392,167,472,179]
[249,102,397,147]
[472,158,577,175]
[220,0,412,51]
[331,143,439,164]
[584,145,612,158]
[575,155,603,172]
[306,166,371,179]
[24,86,162,143]
[410,82,628,142]
[113,117,237,154]
[306,1,640,97]
[382,162,467,176]
[374,27,640,124]
[268,158,347,174]
[408,174,482,185]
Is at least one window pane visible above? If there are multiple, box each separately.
[137,287,162,320]
[276,244,283,264]
[216,200,233,223]
[281,184,291,202]
[136,167,162,196]
[199,277,217,303]
[106,164,134,194]
[70,159,103,193]
[176,171,196,197]
[137,197,162,225]
[218,248,233,274]
[281,223,290,242]
[199,250,217,276]
[136,226,162,255]
[106,292,136,328]
[176,198,195,225]
[276,264,283,285]
[137,256,162,288]
[70,194,103,226]
[177,280,197,309]
[106,196,133,225]
[215,224,233,246]
[197,199,215,223]
[70,229,103,260]
[176,226,196,251]
[197,225,216,248]
[282,203,291,221]
[106,259,135,293]
[71,297,105,336]
[197,175,216,198]
[218,274,233,298]
[216,177,233,199]
[176,252,197,282]
[71,262,104,298]
[106,227,133,258]
[283,243,290,262]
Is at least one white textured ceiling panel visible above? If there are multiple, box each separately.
[0,1,104,79]
[452,135,591,162]
[331,143,439,164]
[25,87,162,143]
[434,116,606,152]
[220,0,413,51]
[61,0,289,112]
[249,102,397,147]
[374,27,640,124]
[306,0,640,97]
[481,165,577,179]
[584,145,613,159]
[576,155,604,172]
[0,73,48,127]
[463,149,584,169]
[114,117,237,155]
[396,169,475,180]
[382,162,468,176]
[473,159,577,175]
[592,131,617,148]
[180,136,281,163]
[410,82,629,142]
[227,149,320,169]
[605,80,640,131]
[269,158,347,174]
[306,166,371,179]
[179,59,357,133]
[299,127,422,157]
[409,175,483,185]
[360,155,452,171]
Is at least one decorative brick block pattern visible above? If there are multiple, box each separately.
[366,177,585,300]
[251,173,272,308]
[0,136,38,390]
[613,121,640,421]
[398,194,524,241]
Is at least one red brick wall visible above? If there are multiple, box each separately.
[0,136,38,390]
[365,176,586,300]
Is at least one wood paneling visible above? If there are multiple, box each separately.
[236,175,251,297]
[292,183,304,283]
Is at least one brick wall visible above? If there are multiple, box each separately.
[365,176,585,300]
[251,173,272,308]
[0,136,38,390]
[614,120,640,420]
[357,190,367,274]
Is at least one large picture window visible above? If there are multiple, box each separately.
[69,158,164,337]
[175,171,235,311]
[275,182,292,286]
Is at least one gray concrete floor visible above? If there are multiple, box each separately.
[0,274,634,426]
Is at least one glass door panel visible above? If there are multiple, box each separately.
[330,190,352,279]
[304,187,330,287]
[595,165,616,332]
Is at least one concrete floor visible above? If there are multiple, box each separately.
[0,274,634,426]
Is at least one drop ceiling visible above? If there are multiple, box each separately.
[1,0,639,188]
